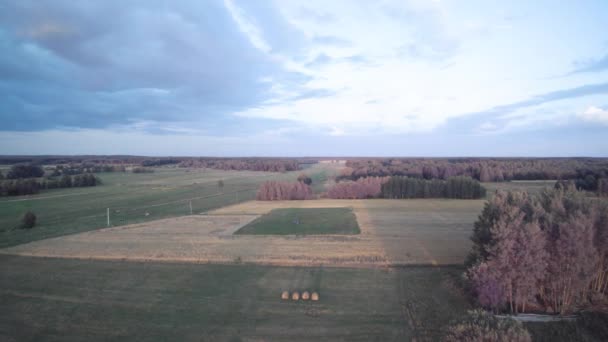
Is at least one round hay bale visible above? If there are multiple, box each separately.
[311,292,319,301]
[292,291,300,301]
[301,291,310,300]
[281,291,289,300]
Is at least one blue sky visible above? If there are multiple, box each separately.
[0,0,607,156]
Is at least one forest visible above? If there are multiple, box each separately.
[339,158,608,185]
[466,186,608,314]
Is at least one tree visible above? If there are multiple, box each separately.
[467,187,607,314]
[443,310,531,342]
[256,181,312,200]
[218,179,224,193]
[297,174,312,185]
[21,211,36,229]
[60,174,72,188]
[7,164,44,179]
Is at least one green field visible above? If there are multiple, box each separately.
[0,166,330,248]
[0,255,469,341]
[235,207,360,235]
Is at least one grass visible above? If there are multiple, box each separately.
[235,207,360,235]
[0,255,470,341]
[0,165,330,248]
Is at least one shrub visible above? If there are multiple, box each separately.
[132,167,154,173]
[297,174,312,185]
[21,211,36,229]
[443,310,531,342]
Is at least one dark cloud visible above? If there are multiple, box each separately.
[0,0,308,131]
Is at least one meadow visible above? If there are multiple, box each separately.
[0,254,469,342]
[1,255,604,341]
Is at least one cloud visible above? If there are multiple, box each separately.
[569,54,608,75]
[0,0,308,131]
[223,0,271,53]
[311,35,351,47]
[476,82,608,117]
[578,106,608,125]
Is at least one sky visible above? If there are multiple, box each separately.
[0,0,607,157]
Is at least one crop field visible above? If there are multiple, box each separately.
[0,254,471,342]
[235,207,360,235]
[1,199,485,266]
[0,164,333,248]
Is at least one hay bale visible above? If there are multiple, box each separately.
[291,291,300,301]
[281,291,289,300]
[311,292,319,301]
[301,291,310,300]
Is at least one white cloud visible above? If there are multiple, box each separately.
[223,0,271,53]
[578,106,608,125]
[229,0,576,136]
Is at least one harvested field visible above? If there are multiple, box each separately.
[1,199,485,266]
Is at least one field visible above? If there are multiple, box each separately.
[235,208,360,235]
[0,164,334,248]
[0,255,470,342]
[0,171,590,341]
[1,199,485,266]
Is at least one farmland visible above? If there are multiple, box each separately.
[235,207,360,235]
[0,165,600,341]
[1,198,485,267]
[0,164,333,248]
[0,254,470,342]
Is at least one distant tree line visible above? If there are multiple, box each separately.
[256,181,313,200]
[180,158,300,172]
[0,173,100,196]
[49,163,126,176]
[382,176,486,199]
[338,158,608,183]
[466,187,608,314]
[141,158,181,167]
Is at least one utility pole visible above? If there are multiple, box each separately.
[189,200,193,215]
[107,208,110,227]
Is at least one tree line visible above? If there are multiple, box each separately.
[339,158,608,183]
[0,173,100,196]
[180,158,301,172]
[326,177,388,199]
[382,176,487,199]
[256,181,313,200]
[325,176,486,199]
[466,187,608,314]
